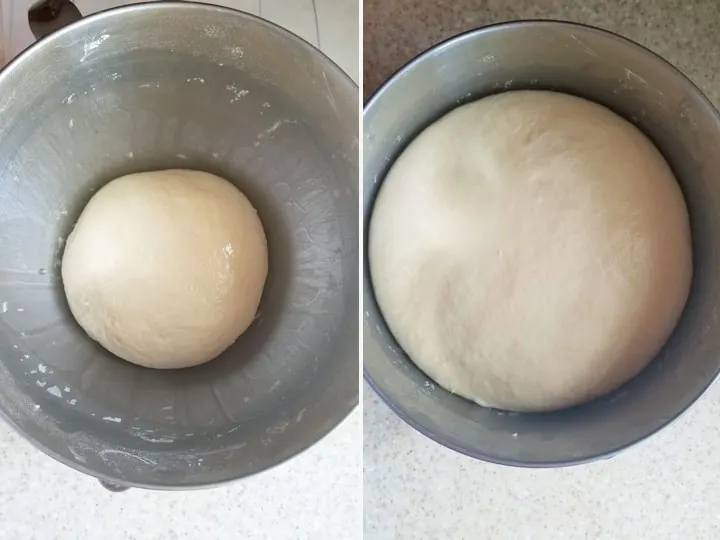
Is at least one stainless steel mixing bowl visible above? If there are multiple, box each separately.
[0,2,358,488]
[364,20,720,466]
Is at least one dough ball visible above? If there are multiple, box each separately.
[369,90,692,412]
[62,169,268,369]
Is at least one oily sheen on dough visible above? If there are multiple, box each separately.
[62,169,268,369]
[369,90,692,412]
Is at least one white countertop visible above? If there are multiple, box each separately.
[0,1,360,539]
[364,381,720,539]
[2,414,359,539]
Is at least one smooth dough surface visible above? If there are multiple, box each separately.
[369,90,692,412]
[62,169,268,369]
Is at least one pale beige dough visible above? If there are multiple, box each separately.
[369,90,692,412]
[62,169,268,369]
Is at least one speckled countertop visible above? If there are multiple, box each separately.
[364,1,720,539]
[364,0,720,103]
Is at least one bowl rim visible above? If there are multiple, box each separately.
[362,18,720,468]
[0,0,358,490]
[0,0,357,92]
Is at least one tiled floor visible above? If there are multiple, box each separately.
[1,0,358,82]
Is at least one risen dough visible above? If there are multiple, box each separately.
[369,90,692,412]
[62,169,268,369]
